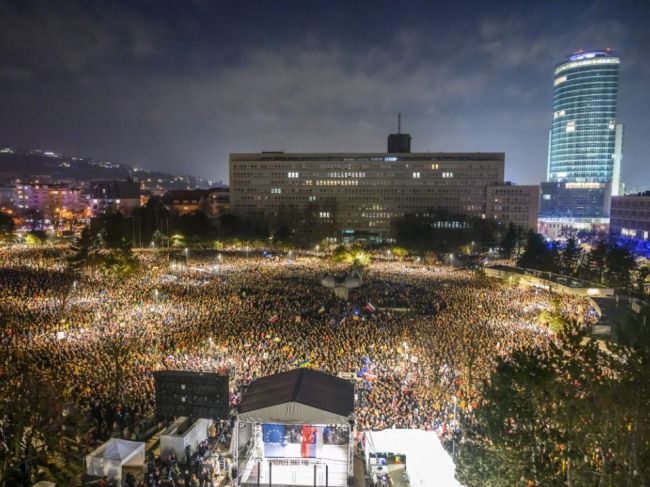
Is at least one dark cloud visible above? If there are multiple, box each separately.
[0,0,648,190]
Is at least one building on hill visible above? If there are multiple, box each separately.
[162,189,207,215]
[89,180,141,216]
[13,181,84,220]
[205,186,230,217]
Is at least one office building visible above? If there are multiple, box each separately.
[486,184,540,230]
[230,139,505,239]
[540,49,623,231]
[609,192,650,242]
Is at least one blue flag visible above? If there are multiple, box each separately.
[263,424,285,443]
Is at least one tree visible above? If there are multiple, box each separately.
[517,230,555,272]
[500,223,520,259]
[391,246,408,260]
[605,245,637,289]
[24,230,46,245]
[560,238,582,276]
[173,210,213,243]
[0,213,15,241]
[457,318,650,486]
[584,240,608,284]
[0,364,68,487]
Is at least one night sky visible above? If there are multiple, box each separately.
[1,0,648,189]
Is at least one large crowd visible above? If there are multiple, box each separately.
[0,247,597,483]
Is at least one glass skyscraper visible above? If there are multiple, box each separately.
[540,49,624,229]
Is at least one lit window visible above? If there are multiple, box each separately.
[442,172,454,178]
[319,211,330,218]
[431,163,439,170]
[412,172,421,178]
[308,196,316,201]
[288,172,299,178]
[566,120,576,133]
[271,188,282,194]
[554,75,567,86]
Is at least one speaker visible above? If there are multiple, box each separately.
[154,371,229,420]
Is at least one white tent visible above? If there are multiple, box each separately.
[33,482,56,487]
[160,417,211,461]
[86,438,145,485]
[365,429,462,487]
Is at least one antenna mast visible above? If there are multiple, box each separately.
[398,113,401,134]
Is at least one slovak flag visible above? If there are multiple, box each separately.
[301,425,317,458]
[363,371,378,382]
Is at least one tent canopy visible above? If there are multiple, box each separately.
[238,369,354,424]
[366,429,462,487]
[86,438,145,481]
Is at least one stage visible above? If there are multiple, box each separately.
[233,369,355,487]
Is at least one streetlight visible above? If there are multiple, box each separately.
[245,245,250,258]
[154,289,159,303]
[315,244,320,255]
[184,247,189,265]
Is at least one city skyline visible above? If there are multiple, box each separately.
[0,1,649,190]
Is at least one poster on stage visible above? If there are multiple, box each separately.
[262,423,349,458]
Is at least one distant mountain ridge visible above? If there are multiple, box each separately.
[0,145,213,188]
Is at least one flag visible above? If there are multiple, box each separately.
[318,305,325,314]
[363,371,378,381]
[269,314,279,324]
[299,359,311,368]
[301,425,316,458]
[263,424,285,443]
[365,303,376,313]
[295,315,301,323]
[391,394,398,411]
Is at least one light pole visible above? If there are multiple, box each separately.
[154,289,159,303]
[184,247,189,265]
[245,246,250,258]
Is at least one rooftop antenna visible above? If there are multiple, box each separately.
[397,113,402,134]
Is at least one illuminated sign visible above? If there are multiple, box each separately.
[565,182,604,189]
[555,57,619,75]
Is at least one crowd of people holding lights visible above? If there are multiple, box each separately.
[0,245,597,485]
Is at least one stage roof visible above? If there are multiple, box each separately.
[238,368,354,425]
